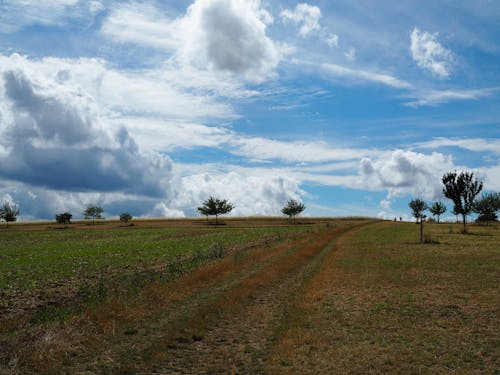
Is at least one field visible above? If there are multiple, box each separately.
[0,218,499,374]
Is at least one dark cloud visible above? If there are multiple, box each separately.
[0,69,172,197]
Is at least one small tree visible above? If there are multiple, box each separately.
[197,196,234,225]
[55,212,72,226]
[0,202,19,228]
[119,212,133,224]
[473,192,500,225]
[442,171,483,232]
[429,201,447,223]
[83,205,104,225]
[281,199,305,224]
[409,198,428,244]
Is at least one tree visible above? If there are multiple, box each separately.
[281,199,305,224]
[409,198,428,244]
[442,171,483,232]
[197,196,234,225]
[120,212,133,224]
[473,192,500,225]
[429,201,447,223]
[55,212,72,226]
[83,205,104,225]
[0,202,19,228]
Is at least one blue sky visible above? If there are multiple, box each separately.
[0,0,499,221]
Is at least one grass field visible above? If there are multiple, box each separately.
[0,219,498,373]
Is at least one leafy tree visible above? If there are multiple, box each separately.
[473,192,500,225]
[281,199,306,224]
[55,212,72,225]
[83,205,104,225]
[120,212,133,224]
[409,198,428,244]
[429,201,447,223]
[0,202,19,228]
[197,196,234,225]
[442,171,483,232]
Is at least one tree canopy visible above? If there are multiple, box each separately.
[281,199,305,223]
[120,212,133,224]
[0,202,19,227]
[429,201,447,223]
[197,196,234,224]
[409,198,428,223]
[83,205,104,224]
[473,192,500,225]
[55,212,72,225]
[442,171,483,231]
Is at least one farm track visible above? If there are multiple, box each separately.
[67,221,372,374]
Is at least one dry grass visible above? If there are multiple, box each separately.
[2,219,497,374]
[267,222,500,374]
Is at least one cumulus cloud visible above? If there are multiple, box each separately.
[281,3,322,37]
[410,27,454,79]
[0,57,173,197]
[102,0,281,82]
[172,171,304,217]
[359,150,456,199]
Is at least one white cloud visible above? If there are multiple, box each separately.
[229,136,383,163]
[358,150,456,199]
[102,0,281,83]
[172,171,304,217]
[405,87,499,107]
[281,3,322,37]
[89,0,104,15]
[416,137,500,155]
[319,62,411,89]
[326,34,339,47]
[0,55,174,197]
[410,27,454,79]
[0,0,79,33]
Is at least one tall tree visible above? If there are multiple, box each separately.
[0,202,19,228]
[409,198,428,244]
[197,196,234,225]
[473,192,500,225]
[442,171,483,232]
[83,205,104,225]
[429,201,447,223]
[281,199,306,224]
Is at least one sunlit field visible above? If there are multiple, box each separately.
[1,219,498,373]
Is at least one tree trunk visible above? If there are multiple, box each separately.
[462,214,467,233]
[437,215,440,223]
[420,220,424,244]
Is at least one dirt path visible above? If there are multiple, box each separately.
[5,220,373,374]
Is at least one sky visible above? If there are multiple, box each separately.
[0,0,499,221]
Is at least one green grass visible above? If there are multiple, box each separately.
[0,225,306,296]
